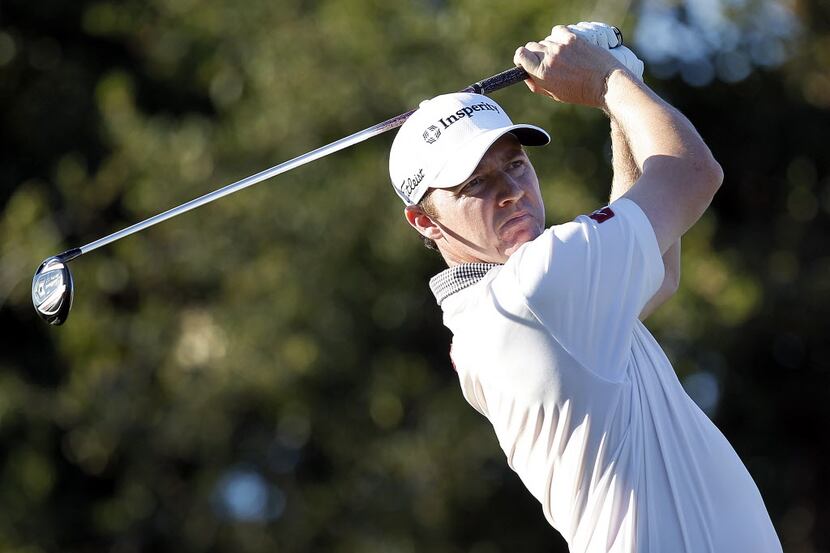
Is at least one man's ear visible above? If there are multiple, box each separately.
[404,205,443,241]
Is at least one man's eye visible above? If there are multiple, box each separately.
[509,159,525,170]
[462,177,482,192]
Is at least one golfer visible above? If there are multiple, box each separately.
[389,22,782,553]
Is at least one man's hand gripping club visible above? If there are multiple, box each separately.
[512,25,634,108]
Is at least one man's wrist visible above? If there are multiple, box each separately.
[600,68,638,113]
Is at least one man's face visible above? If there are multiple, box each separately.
[408,134,545,265]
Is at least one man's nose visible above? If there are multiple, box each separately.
[495,172,524,206]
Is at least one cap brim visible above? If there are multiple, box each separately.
[429,124,550,193]
[429,124,550,191]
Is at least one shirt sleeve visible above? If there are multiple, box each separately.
[505,198,664,381]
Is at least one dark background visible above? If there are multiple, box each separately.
[1,0,828,551]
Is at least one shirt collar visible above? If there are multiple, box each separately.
[429,263,501,306]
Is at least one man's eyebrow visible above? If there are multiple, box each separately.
[502,146,526,160]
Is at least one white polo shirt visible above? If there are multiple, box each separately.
[430,199,781,553]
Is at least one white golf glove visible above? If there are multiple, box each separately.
[566,21,644,80]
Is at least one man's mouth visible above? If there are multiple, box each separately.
[501,211,531,230]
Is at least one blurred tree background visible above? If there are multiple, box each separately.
[0,0,828,551]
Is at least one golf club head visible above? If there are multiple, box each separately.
[32,256,74,325]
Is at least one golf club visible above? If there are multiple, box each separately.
[31,26,623,326]
[30,67,529,325]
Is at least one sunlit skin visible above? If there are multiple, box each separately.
[405,134,546,265]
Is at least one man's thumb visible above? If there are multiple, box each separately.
[514,45,542,76]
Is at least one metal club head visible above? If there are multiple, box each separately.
[32,256,75,325]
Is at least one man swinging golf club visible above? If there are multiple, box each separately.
[389,22,782,552]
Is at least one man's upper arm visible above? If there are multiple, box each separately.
[597,70,724,254]
[619,156,723,255]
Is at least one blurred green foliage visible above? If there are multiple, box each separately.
[1,0,829,551]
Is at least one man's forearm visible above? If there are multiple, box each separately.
[609,117,640,200]
[609,114,680,319]
[603,70,711,175]
[601,70,722,255]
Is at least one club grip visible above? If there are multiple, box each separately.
[462,25,622,96]
[463,66,529,95]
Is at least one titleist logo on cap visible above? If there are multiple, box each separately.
[422,101,501,144]
[401,168,425,195]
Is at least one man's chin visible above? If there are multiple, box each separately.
[502,242,526,258]
[500,224,541,257]
[502,233,537,259]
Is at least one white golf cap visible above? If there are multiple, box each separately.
[389,92,549,205]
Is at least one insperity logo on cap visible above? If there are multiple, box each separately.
[423,126,441,144]
[389,93,550,205]
[423,101,501,144]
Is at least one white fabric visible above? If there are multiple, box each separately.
[568,22,622,50]
[566,22,644,80]
[440,199,782,553]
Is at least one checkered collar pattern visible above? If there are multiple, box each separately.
[429,263,501,306]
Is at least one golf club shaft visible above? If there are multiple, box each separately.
[54,67,529,263]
